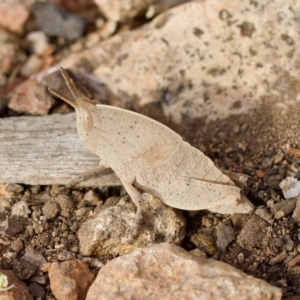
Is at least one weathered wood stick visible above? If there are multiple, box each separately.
[0,113,121,187]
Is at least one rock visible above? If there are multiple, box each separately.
[5,217,24,236]
[57,250,75,262]
[26,31,54,56]
[42,200,60,220]
[32,2,86,39]
[19,0,300,124]
[20,55,44,78]
[28,282,45,298]
[255,207,273,223]
[190,233,215,256]
[280,177,300,199]
[10,239,24,252]
[271,198,297,219]
[13,259,37,280]
[256,169,266,178]
[86,243,282,300]
[83,190,102,206]
[237,215,269,251]
[267,174,282,189]
[0,42,21,75]
[292,196,300,221]
[8,77,55,115]
[5,183,24,193]
[90,0,300,123]
[287,267,300,290]
[77,194,186,256]
[0,269,32,299]
[21,247,47,268]
[0,0,29,35]
[98,20,117,39]
[11,201,31,218]
[49,259,95,300]
[93,0,159,22]
[262,157,273,168]
[55,194,75,217]
[29,275,47,285]
[273,152,284,164]
[216,223,235,252]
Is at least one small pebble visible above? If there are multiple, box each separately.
[11,238,24,252]
[83,190,102,206]
[273,152,284,164]
[216,223,235,252]
[32,2,86,39]
[5,218,24,236]
[256,170,266,178]
[30,275,47,285]
[255,207,273,223]
[273,238,284,248]
[27,31,51,56]
[42,201,60,219]
[190,233,215,255]
[272,198,297,219]
[20,55,44,77]
[6,183,24,193]
[232,124,240,134]
[11,201,31,217]
[57,250,74,261]
[262,157,273,168]
[28,282,45,298]
[22,247,47,268]
[237,252,245,263]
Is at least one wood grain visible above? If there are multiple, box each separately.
[0,113,121,187]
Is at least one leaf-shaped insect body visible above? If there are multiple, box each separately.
[48,68,254,219]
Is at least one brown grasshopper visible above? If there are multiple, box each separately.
[48,68,253,226]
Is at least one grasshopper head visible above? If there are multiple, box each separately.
[48,67,102,153]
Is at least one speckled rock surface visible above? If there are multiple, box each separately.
[77,194,186,256]
[49,259,94,300]
[86,243,282,300]
[43,0,300,124]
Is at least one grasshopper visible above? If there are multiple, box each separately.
[48,68,253,226]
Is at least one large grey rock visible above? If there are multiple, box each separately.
[86,243,282,300]
[43,0,300,124]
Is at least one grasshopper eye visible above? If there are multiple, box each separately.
[82,110,94,133]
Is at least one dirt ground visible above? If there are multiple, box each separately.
[1,95,300,299]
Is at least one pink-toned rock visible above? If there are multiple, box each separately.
[0,0,29,35]
[0,43,20,75]
[49,259,95,300]
[20,55,44,78]
[0,269,32,300]
[83,190,102,206]
[86,243,282,300]
[8,77,55,115]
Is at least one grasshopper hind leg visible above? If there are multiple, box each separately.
[68,164,107,186]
